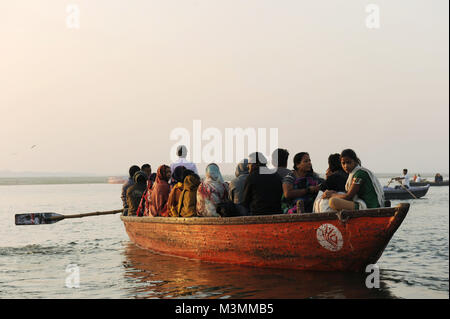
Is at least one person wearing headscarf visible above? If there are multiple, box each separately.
[242,152,283,215]
[178,173,201,217]
[148,165,171,217]
[229,159,250,216]
[196,163,229,217]
[325,149,384,210]
[167,166,188,217]
[126,171,148,216]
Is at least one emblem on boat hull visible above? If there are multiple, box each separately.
[316,224,343,252]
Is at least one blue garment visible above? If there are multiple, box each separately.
[121,178,134,208]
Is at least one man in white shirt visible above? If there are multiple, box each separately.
[170,145,199,175]
[395,169,410,188]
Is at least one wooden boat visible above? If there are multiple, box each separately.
[410,180,448,187]
[121,203,409,272]
[383,185,430,200]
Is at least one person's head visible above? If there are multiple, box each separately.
[141,164,151,176]
[403,169,408,175]
[235,158,249,177]
[149,173,157,182]
[182,169,195,183]
[172,165,186,183]
[248,152,267,173]
[129,165,140,178]
[157,165,171,182]
[340,149,361,174]
[205,163,224,182]
[272,148,289,168]
[133,171,148,185]
[328,153,343,173]
[177,145,188,158]
[293,152,313,173]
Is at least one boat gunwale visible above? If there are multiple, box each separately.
[120,205,408,225]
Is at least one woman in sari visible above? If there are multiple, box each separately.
[196,163,229,217]
[148,165,171,217]
[167,166,188,217]
[178,172,201,217]
[281,152,321,214]
[325,149,384,210]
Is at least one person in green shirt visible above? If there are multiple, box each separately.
[323,149,384,211]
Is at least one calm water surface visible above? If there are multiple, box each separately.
[0,178,448,299]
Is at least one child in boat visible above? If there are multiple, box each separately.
[196,163,229,217]
[281,152,321,214]
[324,149,384,210]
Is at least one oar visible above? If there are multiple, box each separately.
[15,209,123,226]
[398,183,418,199]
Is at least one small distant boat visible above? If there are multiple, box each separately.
[410,180,448,187]
[383,185,430,200]
[107,176,127,184]
[121,204,410,272]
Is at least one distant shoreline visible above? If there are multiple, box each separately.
[0,173,447,186]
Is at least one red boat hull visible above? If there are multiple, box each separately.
[121,204,409,272]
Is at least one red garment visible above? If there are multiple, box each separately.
[149,165,170,217]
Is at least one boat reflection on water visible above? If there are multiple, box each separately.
[121,242,397,299]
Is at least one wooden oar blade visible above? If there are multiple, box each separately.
[15,213,62,225]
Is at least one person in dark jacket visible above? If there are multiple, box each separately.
[321,153,348,193]
[126,171,148,216]
[229,159,250,216]
[243,152,283,215]
[272,148,292,179]
[121,165,140,215]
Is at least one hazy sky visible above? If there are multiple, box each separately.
[1,0,448,176]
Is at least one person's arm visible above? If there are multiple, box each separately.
[283,183,320,199]
[330,182,360,200]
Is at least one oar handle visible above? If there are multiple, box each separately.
[48,209,123,221]
[399,184,418,199]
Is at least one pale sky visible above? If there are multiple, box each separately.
[0,0,448,176]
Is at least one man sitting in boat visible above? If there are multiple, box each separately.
[242,152,283,215]
[170,145,198,175]
[126,171,148,216]
[435,173,443,183]
[272,148,292,179]
[325,149,384,211]
[141,163,152,186]
[121,165,140,216]
[197,163,229,217]
[281,152,321,214]
[393,169,411,189]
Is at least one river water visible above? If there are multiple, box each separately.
[0,178,448,299]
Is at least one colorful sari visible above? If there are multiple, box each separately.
[196,164,229,217]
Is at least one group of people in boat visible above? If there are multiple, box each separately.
[121,146,385,217]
